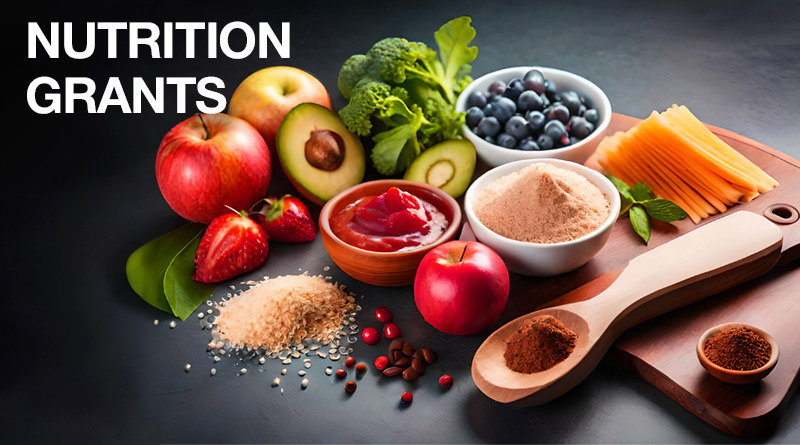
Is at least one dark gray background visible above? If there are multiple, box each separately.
[7,0,800,443]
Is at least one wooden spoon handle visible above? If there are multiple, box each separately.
[577,211,782,330]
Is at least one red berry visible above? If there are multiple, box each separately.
[345,380,357,394]
[374,356,389,371]
[375,307,393,323]
[336,368,347,378]
[384,323,402,339]
[401,391,413,403]
[345,356,356,368]
[439,374,453,388]
[361,327,381,345]
[356,363,367,373]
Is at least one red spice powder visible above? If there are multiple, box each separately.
[504,315,579,374]
[703,326,772,371]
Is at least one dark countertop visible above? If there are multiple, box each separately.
[7,0,800,442]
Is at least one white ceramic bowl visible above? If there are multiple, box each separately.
[456,66,612,168]
[464,159,620,276]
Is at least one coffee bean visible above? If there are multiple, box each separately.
[383,366,404,377]
[411,357,426,375]
[391,349,405,364]
[388,339,405,356]
[419,348,437,364]
[402,367,420,381]
[394,356,411,368]
[402,342,415,357]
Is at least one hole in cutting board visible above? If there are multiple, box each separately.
[764,204,798,224]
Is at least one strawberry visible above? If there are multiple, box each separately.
[194,209,269,283]
[251,194,316,242]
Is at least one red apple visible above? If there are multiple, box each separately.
[155,113,271,224]
[228,66,331,149]
[414,240,509,335]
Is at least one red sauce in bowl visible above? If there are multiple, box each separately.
[330,187,449,252]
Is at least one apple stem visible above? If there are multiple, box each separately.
[196,113,210,140]
[458,244,467,263]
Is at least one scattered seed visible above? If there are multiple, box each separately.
[213,356,221,363]
[184,364,191,373]
[198,312,205,319]
[239,368,247,375]
[210,368,216,376]
[317,351,327,359]
[282,358,292,365]
[169,321,177,329]
[281,368,287,375]
[291,351,301,359]
[259,357,266,365]
[304,361,311,369]
[325,366,333,376]
[153,319,159,326]
[329,353,341,361]
[301,379,309,390]
[272,377,280,387]
[298,370,306,376]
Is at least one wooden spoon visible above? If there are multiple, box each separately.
[471,211,783,406]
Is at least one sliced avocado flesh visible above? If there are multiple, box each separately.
[277,103,366,204]
[403,139,476,198]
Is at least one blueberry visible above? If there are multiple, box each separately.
[503,78,525,101]
[523,70,546,95]
[466,91,487,109]
[517,90,544,112]
[483,102,495,117]
[487,80,506,97]
[496,132,517,148]
[544,120,566,141]
[525,110,546,133]
[537,134,554,150]
[544,79,557,101]
[493,97,517,123]
[478,116,501,138]
[484,135,496,144]
[546,105,570,124]
[465,107,484,128]
[519,138,540,151]
[504,115,529,140]
[540,93,550,108]
[560,91,582,116]
[570,117,595,139]
[584,108,599,124]
[577,104,586,117]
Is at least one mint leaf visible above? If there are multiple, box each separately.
[605,173,633,200]
[631,182,655,201]
[641,199,689,222]
[629,205,652,243]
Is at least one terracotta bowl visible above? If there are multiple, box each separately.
[319,179,462,287]
[696,322,779,384]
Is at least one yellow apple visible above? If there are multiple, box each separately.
[228,66,331,149]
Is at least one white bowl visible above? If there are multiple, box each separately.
[456,66,612,168]
[464,159,620,276]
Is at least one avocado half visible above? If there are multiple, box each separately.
[277,103,366,205]
[403,139,476,198]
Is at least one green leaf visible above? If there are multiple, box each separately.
[433,16,478,102]
[631,182,656,202]
[126,223,213,319]
[641,199,689,222]
[629,205,652,244]
[604,173,633,201]
[163,232,215,320]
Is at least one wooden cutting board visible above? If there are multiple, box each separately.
[462,112,800,437]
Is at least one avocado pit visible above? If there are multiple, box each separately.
[305,129,345,171]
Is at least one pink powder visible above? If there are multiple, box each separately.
[473,163,609,243]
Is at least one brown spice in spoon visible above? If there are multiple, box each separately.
[504,315,578,373]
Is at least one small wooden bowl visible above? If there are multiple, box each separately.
[696,323,779,384]
[319,179,462,287]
